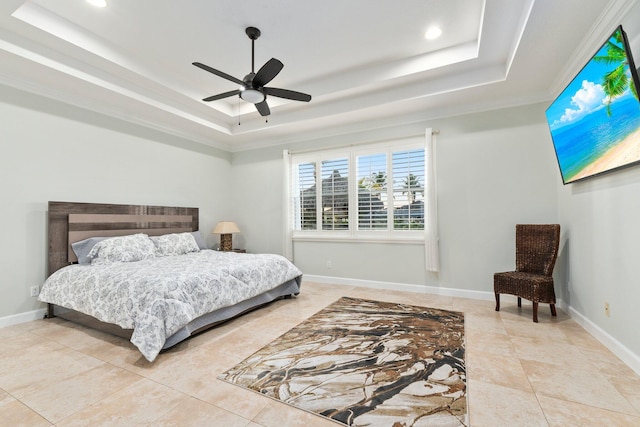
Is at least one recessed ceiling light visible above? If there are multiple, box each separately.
[424,26,442,40]
[86,0,107,7]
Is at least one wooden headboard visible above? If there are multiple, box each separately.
[48,201,199,275]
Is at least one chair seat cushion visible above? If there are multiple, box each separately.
[494,271,556,304]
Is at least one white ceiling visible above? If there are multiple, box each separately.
[0,0,636,152]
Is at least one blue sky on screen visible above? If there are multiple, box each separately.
[547,29,633,131]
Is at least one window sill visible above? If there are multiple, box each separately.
[292,234,424,245]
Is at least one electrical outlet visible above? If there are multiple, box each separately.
[325,260,332,269]
[30,285,40,297]
[604,301,610,317]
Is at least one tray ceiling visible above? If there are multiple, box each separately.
[0,0,635,151]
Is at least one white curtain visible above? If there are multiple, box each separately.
[282,149,294,261]
[424,128,440,272]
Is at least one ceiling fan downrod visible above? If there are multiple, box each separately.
[246,26,261,74]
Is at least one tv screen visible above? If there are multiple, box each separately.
[546,25,640,184]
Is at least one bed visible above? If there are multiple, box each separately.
[39,201,302,362]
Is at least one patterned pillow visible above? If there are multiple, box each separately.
[150,232,201,257]
[88,233,157,265]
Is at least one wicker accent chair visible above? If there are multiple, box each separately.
[494,224,561,322]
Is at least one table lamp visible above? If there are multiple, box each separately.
[213,221,240,251]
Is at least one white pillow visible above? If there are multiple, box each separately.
[88,233,156,265]
[150,232,201,257]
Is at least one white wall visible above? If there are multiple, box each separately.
[0,85,232,321]
[551,1,640,367]
[229,148,287,255]
[557,169,640,357]
[435,105,561,292]
[232,103,559,293]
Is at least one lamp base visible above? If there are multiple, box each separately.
[220,234,233,251]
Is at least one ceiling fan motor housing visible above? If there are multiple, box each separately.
[243,72,256,86]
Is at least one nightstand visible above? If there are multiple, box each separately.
[229,249,246,253]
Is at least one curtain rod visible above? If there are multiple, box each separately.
[286,129,440,155]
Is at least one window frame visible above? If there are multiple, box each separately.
[289,138,426,244]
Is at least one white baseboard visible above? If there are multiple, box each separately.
[560,302,640,376]
[305,274,640,376]
[0,308,47,329]
[303,274,496,300]
[304,274,427,294]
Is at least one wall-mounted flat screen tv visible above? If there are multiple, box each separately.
[546,25,640,184]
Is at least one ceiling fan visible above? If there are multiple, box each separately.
[193,27,312,117]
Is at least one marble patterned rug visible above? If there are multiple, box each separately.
[219,297,467,426]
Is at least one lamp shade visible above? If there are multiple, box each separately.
[213,221,240,234]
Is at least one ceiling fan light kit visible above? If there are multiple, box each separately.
[240,88,265,104]
[193,26,311,117]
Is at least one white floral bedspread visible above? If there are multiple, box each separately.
[39,250,302,362]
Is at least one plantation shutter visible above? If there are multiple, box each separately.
[356,153,388,230]
[392,148,425,230]
[320,158,349,230]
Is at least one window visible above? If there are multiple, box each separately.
[289,138,426,241]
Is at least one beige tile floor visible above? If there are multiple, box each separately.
[1,281,639,426]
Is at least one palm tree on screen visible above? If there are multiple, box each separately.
[594,29,639,116]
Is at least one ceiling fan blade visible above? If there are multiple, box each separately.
[253,58,284,87]
[202,90,241,102]
[264,87,312,102]
[255,100,271,116]
[193,62,244,86]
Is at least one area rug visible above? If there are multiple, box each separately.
[219,296,467,426]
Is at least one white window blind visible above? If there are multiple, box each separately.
[391,149,425,230]
[296,162,316,231]
[288,138,429,241]
[321,158,349,230]
[357,153,388,230]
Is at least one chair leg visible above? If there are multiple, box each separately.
[517,297,522,307]
[532,302,539,323]
[495,293,500,311]
[550,304,557,317]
